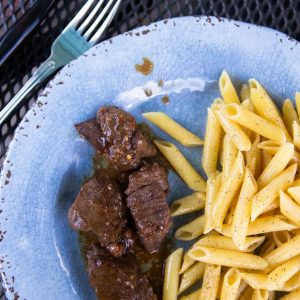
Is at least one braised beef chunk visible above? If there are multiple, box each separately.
[96,106,157,171]
[126,164,171,253]
[87,244,157,300]
[68,177,133,256]
[75,119,106,151]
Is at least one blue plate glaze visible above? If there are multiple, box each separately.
[1,16,300,300]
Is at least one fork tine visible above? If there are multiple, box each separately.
[78,0,105,33]
[84,0,120,43]
[64,0,95,30]
[89,0,121,44]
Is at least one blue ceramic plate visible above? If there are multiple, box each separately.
[1,16,300,300]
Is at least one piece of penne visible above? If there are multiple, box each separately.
[262,149,273,170]
[292,121,300,151]
[223,103,286,144]
[295,92,300,117]
[257,143,294,189]
[236,281,249,299]
[222,134,238,182]
[189,246,268,270]
[239,286,254,300]
[213,108,251,151]
[251,163,297,221]
[263,234,300,269]
[249,79,291,141]
[175,215,205,241]
[202,108,222,177]
[179,251,196,274]
[219,70,240,104]
[143,112,204,146]
[282,99,300,137]
[259,198,280,216]
[280,190,300,226]
[287,186,300,205]
[279,288,300,300]
[240,84,251,102]
[220,268,241,300]
[154,140,206,192]
[251,289,272,300]
[170,192,206,216]
[232,168,257,249]
[238,272,268,289]
[272,231,293,247]
[280,272,300,292]
[163,248,183,300]
[224,195,238,225]
[204,172,222,233]
[180,288,202,300]
[213,152,244,229]
[199,264,221,300]
[193,235,265,253]
[246,133,261,178]
[178,261,205,294]
[267,255,300,291]
[221,215,298,237]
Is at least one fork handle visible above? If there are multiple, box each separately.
[0,57,60,126]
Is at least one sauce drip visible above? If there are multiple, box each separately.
[135,57,154,76]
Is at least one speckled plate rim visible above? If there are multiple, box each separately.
[1,16,300,300]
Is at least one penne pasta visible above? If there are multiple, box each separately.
[287,186,300,205]
[263,234,300,269]
[199,264,221,300]
[251,289,272,300]
[213,108,251,151]
[202,108,222,177]
[246,133,261,178]
[220,268,241,300]
[282,99,300,137]
[204,172,222,233]
[224,194,238,225]
[221,215,298,237]
[180,288,202,300]
[223,103,286,144]
[295,92,300,117]
[279,288,300,300]
[175,215,205,241]
[219,70,240,104]
[259,237,276,256]
[213,152,244,229]
[154,140,206,192]
[170,192,206,216]
[232,168,257,249]
[222,134,238,182]
[178,261,205,294]
[262,150,273,170]
[249,79,291,141]
[238,272,268,289]
[251,163,297,221]
[267,255,300,290]
[189,246,268,270]
[163,248,183,300]
[259,198,279,216]
[280,272,300,292]
[257,143,294,189]
[280,190,300,226]
[240,83,251,102]
[292,121,300,151]
[180,251,196,274]
[272,231,293,247]
[193,235,265,253]
[143,112,204,146]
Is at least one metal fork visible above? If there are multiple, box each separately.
[0,0,121,126]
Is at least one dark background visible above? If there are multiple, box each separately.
[0,0,300,298]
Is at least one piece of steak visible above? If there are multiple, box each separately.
[126,164,171,253]
[87,244,157,300]
[75,109,157,171]
[68,177,134,256]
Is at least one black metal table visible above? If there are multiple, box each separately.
[1,0,300,298]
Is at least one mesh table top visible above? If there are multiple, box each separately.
[1,0,300,298]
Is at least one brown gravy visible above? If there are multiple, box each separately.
[135,57,154,76]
